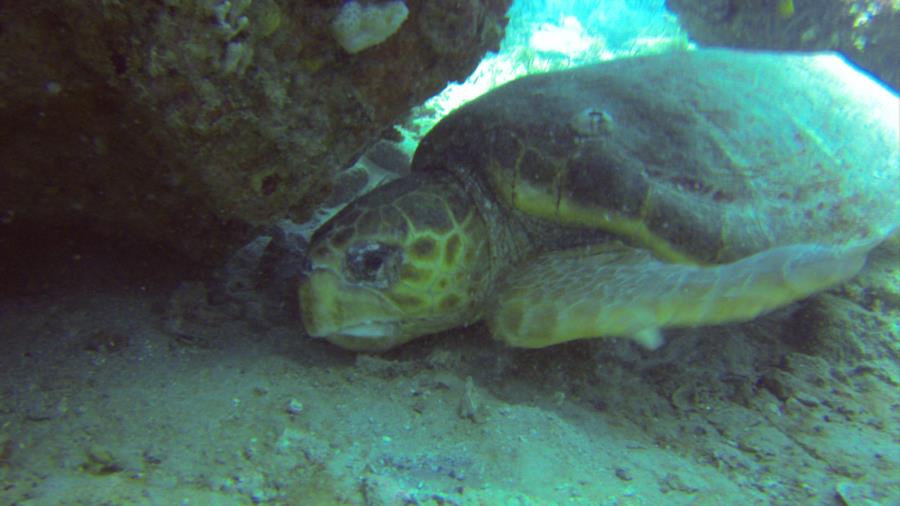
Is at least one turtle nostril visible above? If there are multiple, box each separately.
[298,255,313,276]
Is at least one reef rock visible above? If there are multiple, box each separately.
[666,0,898,91]
[0,0,511,260]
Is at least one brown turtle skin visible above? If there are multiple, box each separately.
[300,49,899,351]
[299,171,496,350]
[413,50,897,264]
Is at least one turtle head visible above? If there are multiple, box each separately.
[299,172,492,350]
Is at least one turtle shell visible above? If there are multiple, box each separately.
[412,50,900,264]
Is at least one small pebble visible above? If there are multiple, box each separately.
[286,399,304,414]
[615,467,633,481]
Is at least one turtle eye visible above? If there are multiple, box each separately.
[345,241,402,287]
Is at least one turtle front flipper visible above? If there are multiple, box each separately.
[487,237,886,349]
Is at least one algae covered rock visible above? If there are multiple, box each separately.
[666,0,899,90]
[0,0,511,260]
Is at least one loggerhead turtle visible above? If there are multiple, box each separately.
[299,49,899,352]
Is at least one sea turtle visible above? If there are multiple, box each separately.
[299,49,899,352]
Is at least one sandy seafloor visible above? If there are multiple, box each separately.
[0,226,897,506]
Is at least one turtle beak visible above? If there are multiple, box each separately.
[297,265,334,337]
[298,267,399,338]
